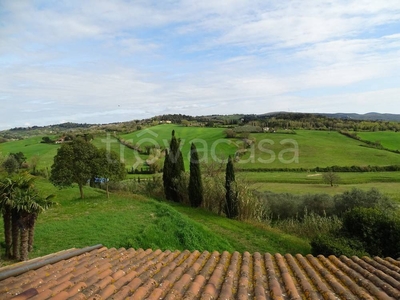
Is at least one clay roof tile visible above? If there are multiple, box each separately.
[2,246,400,300]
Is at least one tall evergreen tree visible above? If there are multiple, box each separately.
[225,155,238,219]
[162,130,185,202]
[188,143,203,207]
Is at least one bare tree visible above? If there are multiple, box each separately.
[323,171,340,187]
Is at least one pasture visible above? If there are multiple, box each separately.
[357,131,400,151]
[0,136,59,170]
[1,125,399,204]
[96,125,400,171]
[238,130,400,169]
[0,179,310,261]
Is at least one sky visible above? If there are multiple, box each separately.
[1,0,400,130]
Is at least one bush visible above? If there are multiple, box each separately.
[275,212,342,240]
[342,207,400,257]
[333,188,394,216]
[311,233,368,257]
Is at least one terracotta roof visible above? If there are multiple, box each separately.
[1,245,400,299]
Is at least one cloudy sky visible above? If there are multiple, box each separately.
[1,1,400,130]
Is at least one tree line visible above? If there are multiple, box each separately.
[162,130,239,218]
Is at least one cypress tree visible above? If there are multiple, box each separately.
[163,130,185,202]
[225,155,238,218]
[188,143,203,207]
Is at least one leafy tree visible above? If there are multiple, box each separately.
[322,171,340,187]
[342,207,400,257]
[224,155,238,219]
[188,143,203,207]
[94,148,126,198]
[50,138,98,199]
[224,129,236,138]
[41,136,52,144]
[163,130,185,202]
[2,156,19,175]
[333,188,393,216]
[10,152,26,167]
[30,154,40,175]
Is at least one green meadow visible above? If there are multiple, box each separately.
[0,179,310,260]
[238,130,400,169]
[2,125,400,202]
[0,136,59,169]
[94,125,400,171]
[357,131,400,151]
[1,124,400,262]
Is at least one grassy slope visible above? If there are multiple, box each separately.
[0,136,59,169]
[0,179,310,260]
[173,205,310,254]
[118,124,238,169]
[239,130,400,169]
[357,131,400,151]
[3,126,400,172]
[107,126,400,170]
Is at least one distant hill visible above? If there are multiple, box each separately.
[318,112,400,122]
[1,112,400,142]
[261,112,400,122]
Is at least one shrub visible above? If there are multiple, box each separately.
[275,212,342,240]
[333,188,394,216]
[342,207,400,257]
[311,233,368,257]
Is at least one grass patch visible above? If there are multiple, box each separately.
[172,204,311,254]
[242,171,400,184]
[0,178,310,262]
[357,131,400,151]
[0,136,59,169]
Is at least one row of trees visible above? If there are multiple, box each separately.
[50,138,126,198]
[162,130,239,218]
[0,174,55,261]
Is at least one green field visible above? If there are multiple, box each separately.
[238,130,400,169]
[1,125,399,203]
[240,171,400,184]
[357,131,400,151]
[117,125,238,169]
[0,136,59,170]
[95,126,400,171]
[0,179,310,261]
[2,126,400,172]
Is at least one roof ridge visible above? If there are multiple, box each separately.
[0,244,103,281]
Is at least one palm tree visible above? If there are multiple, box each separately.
[0,176,32,259]
[17,190,55,259]
[0,174,55,261]
[0,178,15,258]
[13,178,55,261]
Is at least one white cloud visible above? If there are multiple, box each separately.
[1,0,400,130]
